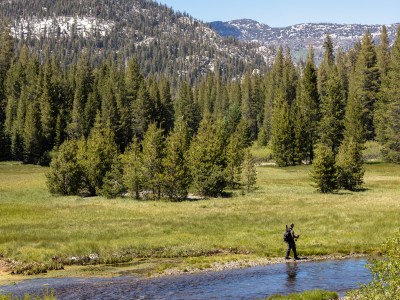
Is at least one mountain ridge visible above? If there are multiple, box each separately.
[210,19,400,61]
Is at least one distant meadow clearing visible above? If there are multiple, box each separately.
[0,160,399,275]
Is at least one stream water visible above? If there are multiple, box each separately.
[0,258,371,299]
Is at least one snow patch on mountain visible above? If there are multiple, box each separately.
[11,16,115,38]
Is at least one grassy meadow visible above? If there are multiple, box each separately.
[0,160,399,276]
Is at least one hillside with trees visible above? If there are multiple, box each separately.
[0,0,267,84]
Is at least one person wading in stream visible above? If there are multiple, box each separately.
[285,223,300,260]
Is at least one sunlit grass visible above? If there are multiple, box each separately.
[0,161,399,266]
[268,289,338,300]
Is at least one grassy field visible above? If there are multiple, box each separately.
[0,161,399,276]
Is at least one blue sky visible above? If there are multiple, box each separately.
[156,0,400,27]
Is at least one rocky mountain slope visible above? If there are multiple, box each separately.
[211,19,400,61]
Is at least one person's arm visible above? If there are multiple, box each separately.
[292,230,299,239]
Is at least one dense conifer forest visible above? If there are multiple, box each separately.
[0,2,399,197]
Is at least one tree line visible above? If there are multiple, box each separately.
[0,25,399,195]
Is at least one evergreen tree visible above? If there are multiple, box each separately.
[174,81,200,137]
[148,76,163,127]
[348,31,380,141]
[122,137,143,199]
[125,58,144,104]
[188,115,227,197]
[241,147,257,192]
[97,157,124,199]
[159,78,174,134]
[39,78,55,150]
[311,143,338,193]
[22,100,42,164]
[223,102,242,138]
[376,26,400,162]
[318,34,335,99]
[318,67,346,153]
[337,75,366,190]
[78,116,119,196]
[282,48,298,105]
[376,25,390,79]
[271,92,294,167]
[162,118,191,200]
[46,139,84,195]
[294,48,320,163]
[141,123,164,199]
[0,24,14,112]
[260,46,285,145]
[241,71,263,140]
[225,127,246,189]
[0,25,14,160]
[336,136,365,191]
[66,52,93,139]
[131,81,151,140]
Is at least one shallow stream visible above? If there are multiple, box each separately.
[0,258,371,299]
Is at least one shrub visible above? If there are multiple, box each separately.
[347,230,400,299]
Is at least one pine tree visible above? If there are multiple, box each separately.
[282,48,298,105]
[131,81,151,140]
[318,34,335,99]
[78,115,119,196]
[66,52,93,139]
[376,26,400,162]
[0,25,14,160]
[261,46,284,145]
[159,78,174,134]
[122,137,143,199]
[241,147,257,192]
[311,143,338,193]
[225,128,246,189]
[22,100,42,164]
[336,136,365,191]
[162,118,191,200]
[148,76,163,127]
[39,71,55,151]
[376,26,390,79]
[348,31,380,141]
[271,92,294,167]
[46,139,84,195]
[241,71,263,140]
[97,157,124,199]
[125,58,144,104]
[294,48,320,163]
[174,81,200,137]
[188,115,227,197]
[0,24,14,115]
[141,123,164,199]
[318,66,346,153]
[337,72,366,190]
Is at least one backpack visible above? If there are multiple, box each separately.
[283,226,292,242]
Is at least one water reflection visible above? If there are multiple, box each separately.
[285,262,299,289]
[1,258,371,299]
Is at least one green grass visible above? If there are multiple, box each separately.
[1,161,400,271]
[0,290,55,300]
[268,289,338,300]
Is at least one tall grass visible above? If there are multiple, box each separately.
[0,161,399,265]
